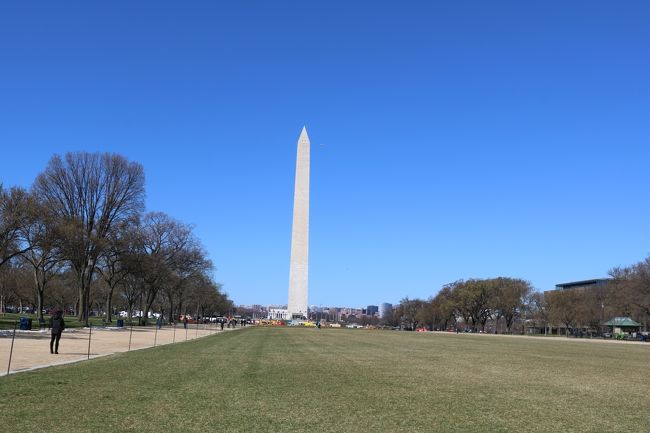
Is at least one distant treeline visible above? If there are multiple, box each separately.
[386,258,650,333]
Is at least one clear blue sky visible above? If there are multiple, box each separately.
[1,1,649,308]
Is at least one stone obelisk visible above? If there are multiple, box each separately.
[287,126,310,319]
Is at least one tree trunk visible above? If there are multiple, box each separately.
[77,269,91,325]
[105,288,114,323]
[142,302,151,326]
[505,314,514,333]
[178,299,184,321]
[33,269,45,322]
[77,258,98,326]
[127,302,133,324]
[142,288,158,326]
[37,287,44,322]
[78,286,88,325]
[480,316,488,332]
[167,294,174,324]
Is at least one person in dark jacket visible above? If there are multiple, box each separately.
[49,309,65,354]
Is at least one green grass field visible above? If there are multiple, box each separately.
[1,327,648,433]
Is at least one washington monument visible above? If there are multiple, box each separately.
[287,126,310,319]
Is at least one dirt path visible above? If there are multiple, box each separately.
[0,323,240,376]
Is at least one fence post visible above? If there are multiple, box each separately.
[128,323,134,351]
[154,323,158,347]
[195,320,199,339]
[87,322,92,360]
[173,322,176,343]
[6,320,17,375]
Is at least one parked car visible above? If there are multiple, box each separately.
[346,323,363,329]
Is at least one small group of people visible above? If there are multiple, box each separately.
[224,318,246,329]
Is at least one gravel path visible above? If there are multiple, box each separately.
[0,323,240,376]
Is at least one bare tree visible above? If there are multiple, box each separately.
[131,212,193,324]
[449,279,493,331]
[163,244,212,321]
[492,277,532,333]
[120,272,142,324]
[48,269,78,314]
[607,257,650,331]
[5,263,34,313]
[34,152,145,325]
[431,285,457,330]
[395,297,426,330]
[185,274,223,319]
[610,256,650,317]
[0,262,20,312]
[0,185,31,268]
[546,289,583,335]
[446,280,472,329]
[17,193,62,322]
[414,298,435,330]
[528,292,549,335]
[97,220,138,323]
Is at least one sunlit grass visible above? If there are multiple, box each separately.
[1,327,648,433]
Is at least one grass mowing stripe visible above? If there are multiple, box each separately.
[1,327,649,433]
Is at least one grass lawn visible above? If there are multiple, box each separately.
[1,327,648,433]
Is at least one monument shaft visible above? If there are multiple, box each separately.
[288,127,310,319]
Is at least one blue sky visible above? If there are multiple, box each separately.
[1,1,649,308]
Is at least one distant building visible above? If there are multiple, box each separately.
[380,303,393,319]
[238,304,267,319]
[324,307,340,322]
[268,305,290,320]
[554,279,611,291]
[339,307,363,317]
[367,305,379,316]
[536,278,614,336]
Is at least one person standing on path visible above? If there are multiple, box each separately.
[49,309,65,354]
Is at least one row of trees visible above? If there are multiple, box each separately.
[0,152,232,325]
[388,277,532,332]
[388,257,650,333]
